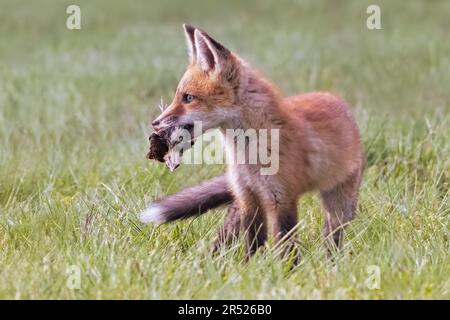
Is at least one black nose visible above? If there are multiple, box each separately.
[152,119,161,131]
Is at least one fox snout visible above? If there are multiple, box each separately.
[151,119,161,131]
[152,113,181,132]
[151,118,170,132]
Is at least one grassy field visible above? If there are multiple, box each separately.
[0,0,449,299]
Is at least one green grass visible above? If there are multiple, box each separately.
[0,0,449,299]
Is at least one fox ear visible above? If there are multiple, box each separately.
[183,24,196,64]
[194,29,231,74]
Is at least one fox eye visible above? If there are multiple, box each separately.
[182,94,195,103]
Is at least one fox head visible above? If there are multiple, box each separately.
[152,25,244,134]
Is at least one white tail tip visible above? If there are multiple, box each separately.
[139,204,165,224]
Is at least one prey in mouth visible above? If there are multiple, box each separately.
[146,124,194,171]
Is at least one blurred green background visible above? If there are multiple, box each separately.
[0,0,448,299]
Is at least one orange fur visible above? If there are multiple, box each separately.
[147,25,364,258]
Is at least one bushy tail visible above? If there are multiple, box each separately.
[139,174,232,224]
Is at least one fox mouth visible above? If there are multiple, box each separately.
[154,117,195,133]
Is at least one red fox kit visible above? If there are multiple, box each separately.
[140,25,363,258]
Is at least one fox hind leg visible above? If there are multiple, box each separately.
[320,168,362,253]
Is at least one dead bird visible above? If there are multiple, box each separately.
[147,124,194,171]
